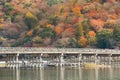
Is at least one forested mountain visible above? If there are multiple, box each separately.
[0,0,120,49]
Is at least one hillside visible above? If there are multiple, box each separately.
[0,0,120,49]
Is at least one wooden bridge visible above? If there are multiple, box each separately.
[0,47,120,68]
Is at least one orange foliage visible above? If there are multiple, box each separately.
[88,10,98,18]
[78,36,87,47]
[62,11,69,16]
[90,19,105,31]
[109,14,117,19]
[46,23,53,28]
[55,26,63,35]
[72,6,82,16]
[88,31,96,37]
[27,29,33,36]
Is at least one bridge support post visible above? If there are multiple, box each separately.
[109,54,112,65]
[60,53,64,67]
[78,54,82,66]
[16,53,19,68]
[95,54,98,64]
[39,53,43,67]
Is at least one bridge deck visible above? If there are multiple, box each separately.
[0,47,119,55]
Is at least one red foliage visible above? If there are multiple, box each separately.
[115,8,120,15]
[88,10,98,18]
[65,27,75,32]
[72,17,79,24]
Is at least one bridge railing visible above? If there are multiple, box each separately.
[0,47,119,54]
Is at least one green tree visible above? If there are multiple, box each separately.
[3,2,15,15]
[69,38,77,48]
[48,15,59,25]
[96,29,113,48]
[82,19,90,36]
[47,0,63,6]
[39,27,56,39]
[24,12,38,30]
[113,26,120,42]
[76,23,83,39]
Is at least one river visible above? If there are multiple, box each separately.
[0,66,120,80]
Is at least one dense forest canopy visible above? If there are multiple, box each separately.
[0,0,120,49]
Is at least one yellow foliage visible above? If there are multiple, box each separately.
[26,12,37,20]
[27,29,33,36]
[32,36,42,43]
[0,24,5,30]
[25,12,38,29]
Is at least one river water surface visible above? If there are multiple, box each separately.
[0,67,120,80]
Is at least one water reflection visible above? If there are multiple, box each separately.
[16,68,20,80]
[95,67,98,80]
[79,67,82,80]
[60,67,64,80]
[0,67,120,80]
[40,68,44,80]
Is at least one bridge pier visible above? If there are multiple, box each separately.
[16,53,19,68]
[39,53,43,68]
[109,54,112,65]
[60,53,64,67]
[78,54,82,66]
[95,54,98,64]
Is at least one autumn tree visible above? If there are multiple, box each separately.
[72,6,82,16]
[24,12,38,30]
[55,26,63,35]
[90,19,105,31]
[26,29,33,36]
[88,31,96,46]
[78,36,87,47]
